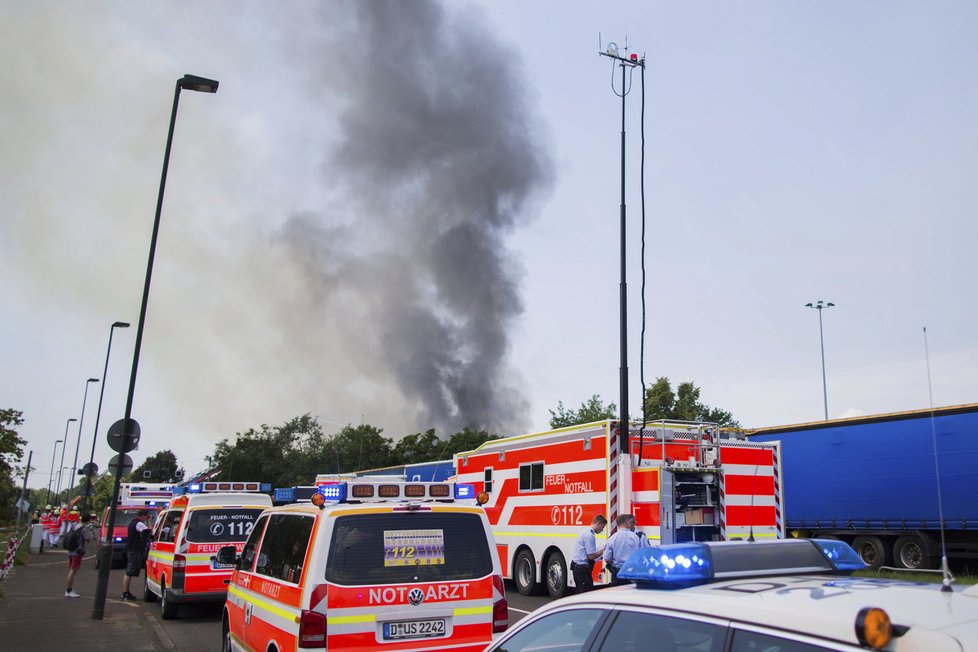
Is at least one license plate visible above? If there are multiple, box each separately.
[211,561,233,570]
[383,619,446,640]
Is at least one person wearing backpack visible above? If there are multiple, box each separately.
[64,513,95,598]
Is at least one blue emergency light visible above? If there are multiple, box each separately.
[454,483,475,500]
[189,483,201,493]
[618,539,866,589]
[318,483,348,502]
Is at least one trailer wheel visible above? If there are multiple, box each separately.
[852,536,890,569]
[894,536,938,570]
[513,549,538,596]
[544,551,567,599]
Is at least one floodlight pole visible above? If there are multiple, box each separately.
[599,47,645,459]
[805,300,835,420]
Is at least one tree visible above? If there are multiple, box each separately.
[130,449,183,483]
[442,428,500,457]
[549,395,618,429]
[642,377,739,427]
[393,429,443,465]
[0,409,27,520]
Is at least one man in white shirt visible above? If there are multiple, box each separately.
[570,514,607,592]
[604,514,641,585]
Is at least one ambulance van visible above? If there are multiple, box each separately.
[219,480,507,652]
[144,485,273,619]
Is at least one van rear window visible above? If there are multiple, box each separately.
[184,508,263,543]
[325,512,492,585]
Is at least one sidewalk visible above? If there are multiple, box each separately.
[0,547,174,650]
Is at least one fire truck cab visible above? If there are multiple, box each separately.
[144,482,272,619]
[454,420,784,598]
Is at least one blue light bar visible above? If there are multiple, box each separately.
[618,543,713,588]
[814,539,867,571]
[318,482,348,502]
[189,483,202,493]
[454,483,475,500]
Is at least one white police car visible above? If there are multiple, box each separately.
[485,539,978,652]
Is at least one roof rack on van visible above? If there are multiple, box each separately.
[312,480,483,506]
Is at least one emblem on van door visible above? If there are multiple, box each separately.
[408,588,424,606]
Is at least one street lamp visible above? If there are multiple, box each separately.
[45,439,63,505]
[81,321,130,512]
[93,73,219,621]
[55,418,76,500]
[805,300,835,420]
[68,377,100,499]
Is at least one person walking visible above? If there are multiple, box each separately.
[64,513,95,598]
[570,514,607,593]
[121,509,153,601]
[604,514,641,585]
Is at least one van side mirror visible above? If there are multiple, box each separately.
[215,545,239,567]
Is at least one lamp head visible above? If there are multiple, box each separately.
[87,378,99,383]
[179,74,219,93]
[112,321,131,329]
[68,418,77,423]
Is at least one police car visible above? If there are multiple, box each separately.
[485,538,978,652]
[218,479,507,652]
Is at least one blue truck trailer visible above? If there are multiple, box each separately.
[746,403,978,569]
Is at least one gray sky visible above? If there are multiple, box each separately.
[3,1,976,488]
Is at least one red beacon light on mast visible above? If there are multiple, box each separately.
[630,53,638,62]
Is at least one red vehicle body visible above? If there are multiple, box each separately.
[96,504,162,568]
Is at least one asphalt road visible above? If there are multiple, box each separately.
[133,578,552,648]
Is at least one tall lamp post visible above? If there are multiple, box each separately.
[81,321,130,512]
[45,438,64,505]
[54,418,76,501]
[93,73,219,621]
[805,300,835,420]
[68,377,100,501]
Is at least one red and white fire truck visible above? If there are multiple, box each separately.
[120,482,175,508]
[454,419,784,598]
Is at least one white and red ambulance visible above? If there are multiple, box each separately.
[454,419,784,597]
[144,482,272,619]
[220,480,506,652]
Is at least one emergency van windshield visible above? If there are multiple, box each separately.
[184,508,263,543]
[325,512,493,585]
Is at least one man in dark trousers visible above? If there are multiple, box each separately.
[570,514,607,593]
[121,509,153,601]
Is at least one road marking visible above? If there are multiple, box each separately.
[508,606,533,615]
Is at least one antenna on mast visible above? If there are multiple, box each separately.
[923,326,953,592]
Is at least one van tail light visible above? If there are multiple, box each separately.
[172,554,187,570]
[492,574,508,633]
[299,609,327,648]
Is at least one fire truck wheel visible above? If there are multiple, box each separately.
[894,536,938,570]
[852,536,890,569]
[514,549,539,596]
[160,580,178,620]
[544,551,567,599]
[143,575,157,603]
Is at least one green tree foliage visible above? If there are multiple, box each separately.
[90,473,115,514]
[0,409,27,519]
[129,449,183,483]
[204,416,500,487]
[642,377,739,427]
[393,429,443,466]
[549,395,618,429]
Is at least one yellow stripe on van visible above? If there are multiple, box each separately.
[227,585,299,621]
[454,606,492,616]
[327,613,378,625]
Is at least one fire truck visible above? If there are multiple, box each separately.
[454,420,784,598]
